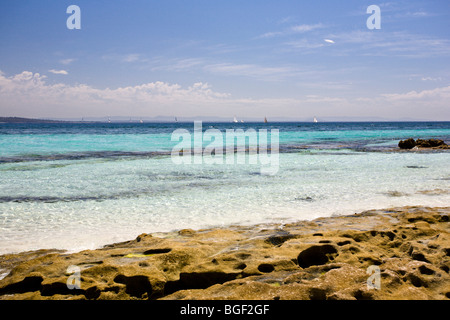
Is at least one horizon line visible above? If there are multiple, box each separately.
[2,116,450,123]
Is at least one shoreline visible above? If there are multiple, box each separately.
[0,205,449,300]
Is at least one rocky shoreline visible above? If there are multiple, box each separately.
[0,206,449,300]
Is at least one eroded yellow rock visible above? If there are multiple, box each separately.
[0,206,449,300]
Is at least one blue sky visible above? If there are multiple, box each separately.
[1,0,449,120]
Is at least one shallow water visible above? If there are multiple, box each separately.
[0,121,449,254]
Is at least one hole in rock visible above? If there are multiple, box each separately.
[297,245,338,268]
[265,234,296,246]
[258,263,275,273]
[408,274,425,287]
[411,252,429,263]
[114,274,152,298]
[353,289,374,300]
[143,248,172,255]
[0,276,43,295]
[419,265,435,275]
[235,263,247,270]
[164,271,239,296]
[41,281,83,296]
[309,287,327,300]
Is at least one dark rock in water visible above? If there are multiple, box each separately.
[399,138,448,149]
[415,139,446,148]
[415,139,431,148]
[295,196,314,202]
[398,138,416,149]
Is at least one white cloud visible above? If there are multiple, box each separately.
[0,71,47,90]
[150,57,205,72]
[257,23,324,39]
[305,95,347,103]
[59,58,76,65]
[382,85,450,101]
[290,23,324,33]
[0,70,230,117]
[123,54,141,63]
[394,10,433,19]
[277,16,293,24]
[324,39,335,44]
[258,31,283,39]
[48,69,68,75]
[102,53,147,63]
[1,71,449,120]
[408,11,429,17]
[327,30,450,57]
[150,57,322,81]
[203,63,297,80]
[151,59,309,81]
[284,39,325,49]
[421,77,442,81]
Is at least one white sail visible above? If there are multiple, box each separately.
[233,116,238,123]
[313,117,318,123]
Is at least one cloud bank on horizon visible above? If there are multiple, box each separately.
[0,0,449,120]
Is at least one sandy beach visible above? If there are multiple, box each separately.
[0,205,448,300]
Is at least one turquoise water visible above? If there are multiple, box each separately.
[0,122,449,254]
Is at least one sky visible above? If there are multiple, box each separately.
[0,0,449,121]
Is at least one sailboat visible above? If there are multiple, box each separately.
[108,117,111,123]
[264,116,268,123]
[175,117,178,123]
[233,116,238,123]
[139,119,143,123]
[313,117,318,123]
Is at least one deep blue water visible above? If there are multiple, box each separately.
[1,121,449,159]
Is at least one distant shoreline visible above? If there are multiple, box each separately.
[0,117,68,124]
[1,116,450,124]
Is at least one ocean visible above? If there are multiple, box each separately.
[0,121,449,254]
